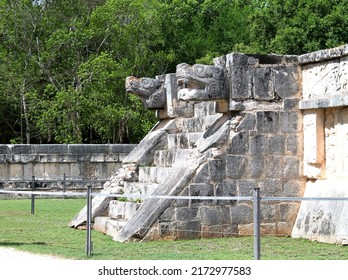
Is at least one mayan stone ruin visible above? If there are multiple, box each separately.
[69,45,348,244]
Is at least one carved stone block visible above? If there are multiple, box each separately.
[302,59,340,100]
[125,76,166,109]
[274,65,299,98]
[231,204,253,224]
[176,63,227,101]
[247,157,264,179]
[226,155,247,179]
[200,206,222,225]
[216,181,237,205]
[256,111,279,133]
[252,67,274,100]
[177,221,200,239]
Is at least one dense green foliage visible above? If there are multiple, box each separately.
[1,198,348,260]
[1,0,348,144]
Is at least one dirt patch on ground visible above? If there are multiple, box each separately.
[0,247,66,261]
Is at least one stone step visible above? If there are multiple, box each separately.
[93,216,109,234]
[153,149,192,167]
[108,200,141,220]
[167,132,203,149]
[93,217,127,237]
[123,182,159,201]
[105,219,127,237]
[138,166,177,184]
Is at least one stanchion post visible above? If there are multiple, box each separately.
[31,175,35,215]
[63,173,66,192]
[63,173,67,198]
[253,187,261,260]
[86,185,93,256]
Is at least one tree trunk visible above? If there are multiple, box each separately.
[20,79,30,144]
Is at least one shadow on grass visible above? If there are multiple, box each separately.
[0,241,47,247]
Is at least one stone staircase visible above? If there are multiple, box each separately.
[70,50,307,242]
[92,101,223,238]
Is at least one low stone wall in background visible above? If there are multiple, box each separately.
[0,144,136,190]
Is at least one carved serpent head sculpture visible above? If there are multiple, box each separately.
[125,76,166,109]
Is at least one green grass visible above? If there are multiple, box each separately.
[0,198,347,260]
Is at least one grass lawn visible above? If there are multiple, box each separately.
[0,198,347,260]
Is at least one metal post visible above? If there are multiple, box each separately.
[253,187,261,260]
[31,176,35,215]
[86,185,92,256]
[63,173,67,198]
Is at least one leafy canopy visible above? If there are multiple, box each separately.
[1,0,348,143]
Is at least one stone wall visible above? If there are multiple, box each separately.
[300,46,348,179]
[72,46,347,243]
[0,144,136,190]
[292,44,348,244]
[142,53,306,240]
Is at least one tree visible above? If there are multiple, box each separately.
[248,0,348,54]
[0,0,44,143]
[26,0,164,143]
[158,0,253,66]
[2,0,348,144]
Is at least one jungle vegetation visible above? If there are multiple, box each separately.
[1,0,347,144]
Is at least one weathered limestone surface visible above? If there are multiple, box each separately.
[299,45,348,181]
[302,59,341,100]
[300,45,348,110]
[293,44,348,244]
[324,107,348,178]
[298,44,348,64]
[303,110,325,178]
[292,179,348,244]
